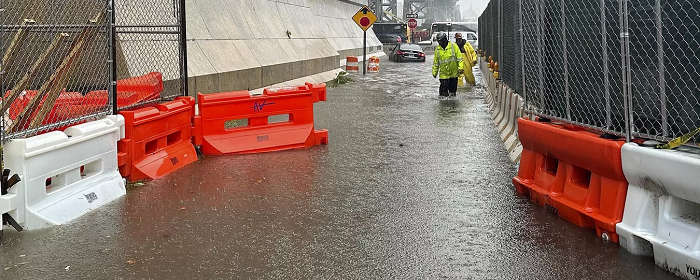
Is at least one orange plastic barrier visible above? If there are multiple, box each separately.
[346,56,359,72]
[512,118,628,242]
[116,72,163,102]
[193,82,329,155]
[5,90,82,129]
[117,97,198,181]
[4,72,164,133]
[81,72,163,111]
[80,89,159,111]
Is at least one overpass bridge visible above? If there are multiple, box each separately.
[369,0,460,24]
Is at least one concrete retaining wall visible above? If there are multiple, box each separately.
[185,0,382,95]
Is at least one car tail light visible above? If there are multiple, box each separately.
[396,51,405,55]
[419,53,425,57]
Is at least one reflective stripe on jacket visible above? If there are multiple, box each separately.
[432,42,464,79]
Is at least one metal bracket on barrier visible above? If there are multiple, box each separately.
[1,168,23,233]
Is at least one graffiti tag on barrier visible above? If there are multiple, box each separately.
[251,100,275,112]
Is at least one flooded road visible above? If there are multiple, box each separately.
[0,56,677,279]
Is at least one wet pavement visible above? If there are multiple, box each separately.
[0,56,679,279]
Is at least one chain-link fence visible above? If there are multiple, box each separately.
[114,0,186,111]
[1,0,111,139]
[478,1,498,64]
[628,0,700,142]
[0,0,186,141]
[479,0,700,145]
[500,0,521,95]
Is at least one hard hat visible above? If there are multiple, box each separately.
[454,32,463,39]
[436,32,447,41]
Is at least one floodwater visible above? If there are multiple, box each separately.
[0,56,678,279]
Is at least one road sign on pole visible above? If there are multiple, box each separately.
[408,19,418,29]
[405,13,418,19]
[352,6,377,75]
[352,6,377,31]
[408,19,418,43]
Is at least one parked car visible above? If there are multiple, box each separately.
[377,34,403,45]
[388,44,426,62]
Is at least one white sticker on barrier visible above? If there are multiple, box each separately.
[617,143,700,279]
[2,115,126,230]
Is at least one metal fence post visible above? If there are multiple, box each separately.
[179,0,188,97]
[562,0,570,120]
[655,0,667,137]
[602,0,611,129]
[498,0,503,64]
[537,0,544,112]
[620,0,632,141]
[625,0,633,140]
[520,0,527,110]
[1,0,4,170]
[109,0,117,115]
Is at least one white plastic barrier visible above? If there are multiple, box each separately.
[1,115,126,230]
[481,59,494,103]
[617,143,700,279]
[489,85,500,118]
[488,74,497,102]
[492,83,506,122]
[480,58,491,86]
[477,57,523,164]
[485,82,494,106]
[495,87,513,134]
[501,95,521,148]
[484,59,496,98]
[508,142,523,163]
[500,91,524,164]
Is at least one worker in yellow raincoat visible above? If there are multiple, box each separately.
[454,33,477,86]
[432,32,465,97]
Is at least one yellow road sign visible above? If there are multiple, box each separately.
[352,6,377,31]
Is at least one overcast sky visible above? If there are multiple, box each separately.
[459,0,489,15]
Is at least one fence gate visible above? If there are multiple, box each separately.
[112,0,187,112]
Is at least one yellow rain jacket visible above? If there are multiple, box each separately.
[432,42,464,79]
[458,42,477,86]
